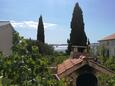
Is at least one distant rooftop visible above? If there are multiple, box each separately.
[0,21,10,27]
[99,33,115,41]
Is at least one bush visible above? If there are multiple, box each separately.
[37,42,54,55]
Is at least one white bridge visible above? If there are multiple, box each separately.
[49,44,68,47]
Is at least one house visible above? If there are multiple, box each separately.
[0,21,13,56]
[54,47,115,86]
[99,33,115,57]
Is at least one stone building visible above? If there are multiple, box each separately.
[0,21,13,56]
[55,47,115,86]
[99,33,115,57]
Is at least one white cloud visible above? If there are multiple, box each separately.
[44,23,57,29]
[11,20,57,30]
[10,20,69,44]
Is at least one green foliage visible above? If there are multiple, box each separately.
[12,31,20,45]
[0,21,71,86]
[97,45,107,57]
[67,3,87,53]
[37,16,54,55]
[97,74,115,86]
[46,53,69,66]
[66,39,71,54]
[95,44,115,86]
[12,31,22,52]
[37,16,45,43]
[98,55,115,86]
[0,78,2,86]
[0,34,64,86]
[37,42,54,55]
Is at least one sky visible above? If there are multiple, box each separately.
[0,0,115,44]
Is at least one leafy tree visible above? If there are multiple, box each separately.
[12,31,22,52]
[37,42,54,55]
[67,3,87,53]
[0,34,63,85]
[36,16,54,55]
[37,15,45,43]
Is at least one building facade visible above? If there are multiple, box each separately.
[0,21,13,56]
[99,33,115,57]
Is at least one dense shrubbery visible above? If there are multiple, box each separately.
[0,32,66,86]
[37,42,54,55]
[1,31,114,86]
[97,55,115,86]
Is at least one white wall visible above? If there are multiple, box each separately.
[99,40,115,57]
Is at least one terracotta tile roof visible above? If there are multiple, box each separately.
[56,55,115,79]
[100,33,115,41]
[57,57,83,75]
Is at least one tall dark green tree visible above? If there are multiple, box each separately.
[67,3,87,53]
[37,16,45,43]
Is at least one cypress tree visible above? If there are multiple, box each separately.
[67,3,87,53]
[37,15,45,43]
